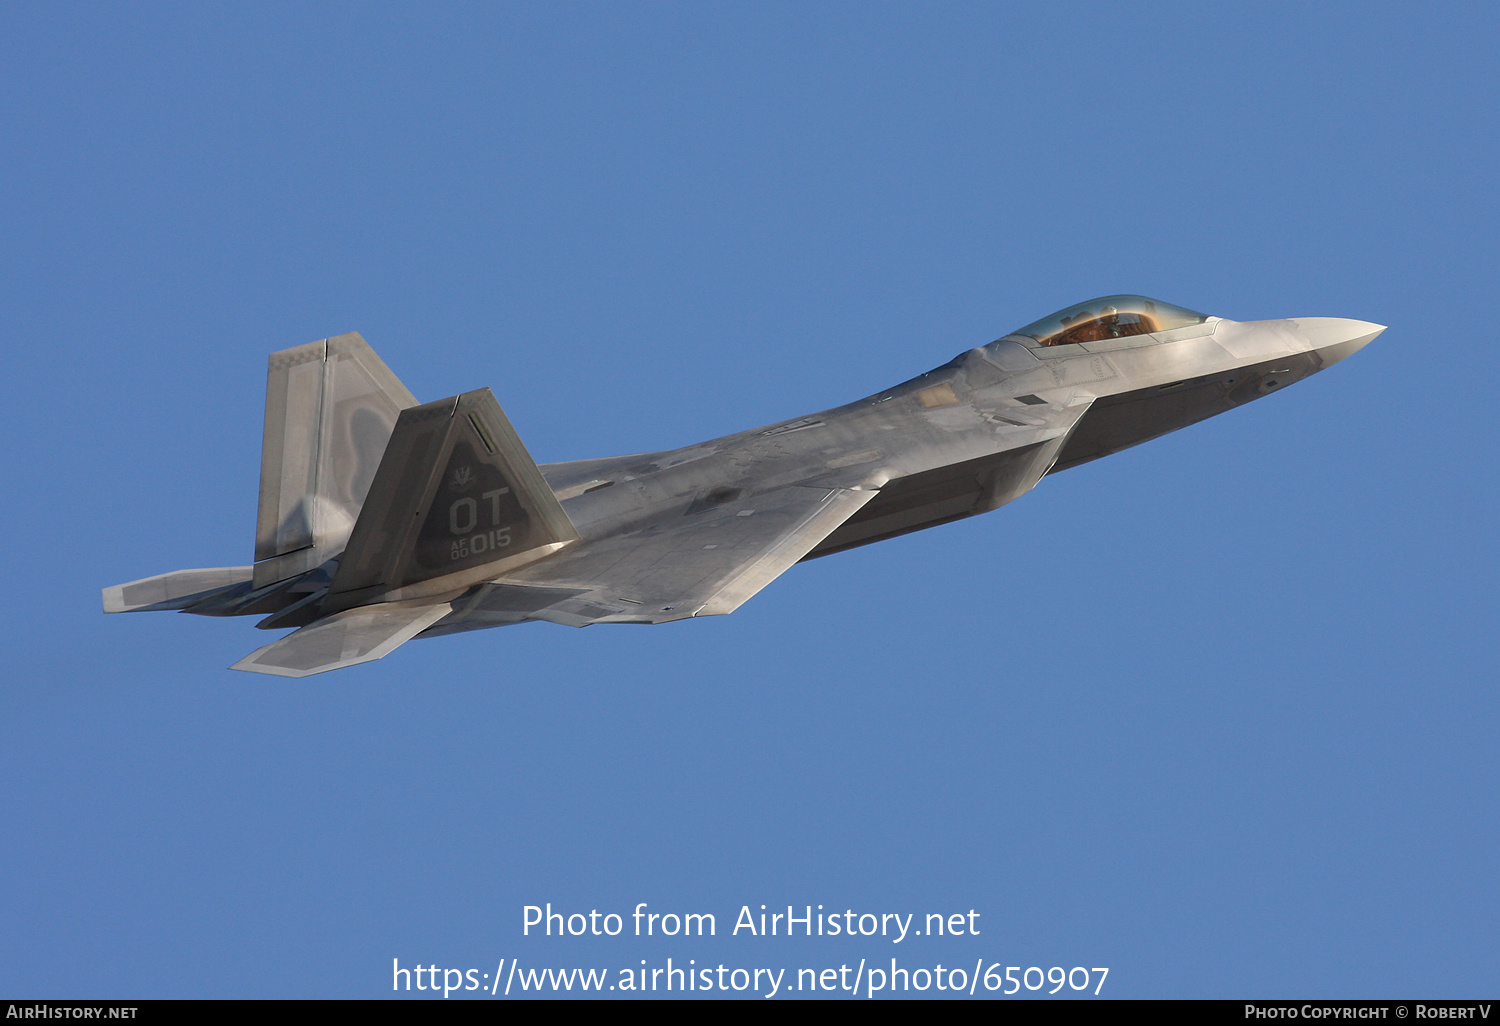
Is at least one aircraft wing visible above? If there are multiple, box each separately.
[430,483,878,632]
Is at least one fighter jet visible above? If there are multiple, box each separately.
[104,296,1382,677]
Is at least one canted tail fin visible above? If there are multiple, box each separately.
[324,388,580,611]
[106,333,579,677]
[253,333,418,588]
[228,388,579,676]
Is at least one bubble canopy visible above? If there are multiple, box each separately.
[1010,295,1209,347]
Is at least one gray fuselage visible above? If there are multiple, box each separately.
[539,315,1383,560]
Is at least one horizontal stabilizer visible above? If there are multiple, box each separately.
[103,567,253,613]
[230,601,452,677]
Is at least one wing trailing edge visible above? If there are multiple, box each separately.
[430,483,878,632]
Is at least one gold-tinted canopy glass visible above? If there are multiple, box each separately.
[1013,295,1208,347]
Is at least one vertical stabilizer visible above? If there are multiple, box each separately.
[327,388,580,609]
[253,333,418,588]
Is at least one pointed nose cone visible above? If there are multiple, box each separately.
[1290,317,1386,367]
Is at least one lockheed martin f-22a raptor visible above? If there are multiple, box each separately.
[104,296,1383,676]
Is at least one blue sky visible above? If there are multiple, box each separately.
[2,1,1496,999]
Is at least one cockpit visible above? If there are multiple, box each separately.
[1011,295,1209,347]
